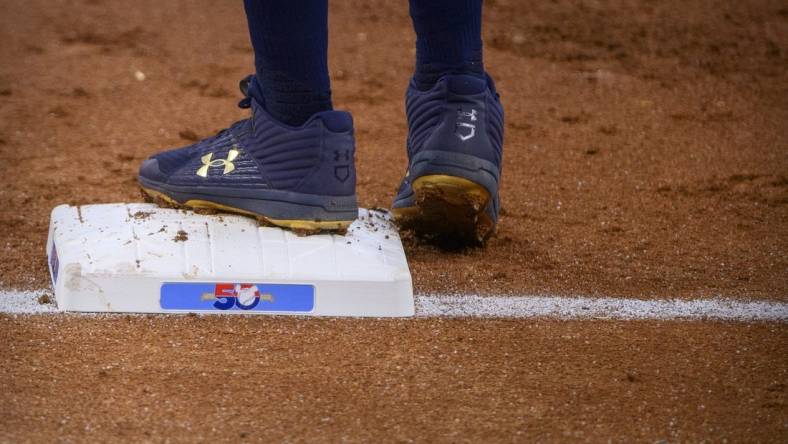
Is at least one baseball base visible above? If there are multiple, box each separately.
[46,204,414,317]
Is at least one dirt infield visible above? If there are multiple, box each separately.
[2,316,786,442]
[0,0,786,441]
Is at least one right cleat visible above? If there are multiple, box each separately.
[138,76,358,234]
[392,73,504,245]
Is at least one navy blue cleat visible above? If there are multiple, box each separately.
[392,73,504,244]
[138,76,358,233]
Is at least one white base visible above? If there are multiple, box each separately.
[46,204,414,317]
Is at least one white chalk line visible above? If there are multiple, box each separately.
[415,294,788,321]
[1,289,787,321]
[0,289,59,314]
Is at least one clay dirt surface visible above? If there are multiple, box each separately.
[2,316,786,442]
[0,0,786,442]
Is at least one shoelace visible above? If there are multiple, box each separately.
[210,75,256,139]
[237,75,254,109]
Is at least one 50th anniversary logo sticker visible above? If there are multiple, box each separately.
[160,282,315,313]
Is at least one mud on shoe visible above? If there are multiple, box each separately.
[138,76,358,234]
[392,73,504,245]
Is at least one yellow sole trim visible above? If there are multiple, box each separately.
[140,187,352,233]
[391,174,491,218]
[412,174,491,205]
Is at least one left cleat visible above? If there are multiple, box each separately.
[138,76,358,234]
[392,73,504,245]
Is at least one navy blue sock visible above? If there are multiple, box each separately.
[243,0,332,126]
[409,0,484,91]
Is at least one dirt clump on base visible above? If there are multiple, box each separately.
[132,210,153,220]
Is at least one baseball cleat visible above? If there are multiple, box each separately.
[392,73,504,244]
[138,76,358,234]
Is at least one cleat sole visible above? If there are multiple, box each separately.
[392,174,495,245]
[140,187,352,235]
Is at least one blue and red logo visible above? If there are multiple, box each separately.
[160,282,314,313]
[205,283,273,310]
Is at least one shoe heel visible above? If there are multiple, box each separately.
[394,174,495,244]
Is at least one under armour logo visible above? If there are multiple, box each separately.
[196,148,239,177]
[455,108,478,141]
[458,109,478,121]
[334,149,351,161]
[333,149,351,183]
